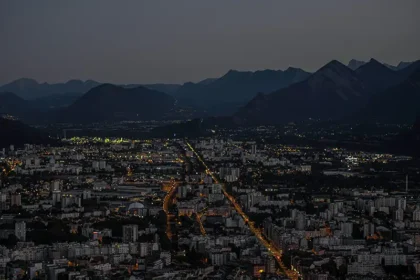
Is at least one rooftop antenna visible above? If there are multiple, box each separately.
[406,175,408,193]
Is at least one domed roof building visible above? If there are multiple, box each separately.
[128,202,145,211]
[127,202,147,216]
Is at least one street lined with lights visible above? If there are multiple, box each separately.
[163,180,178,239]
[186,141,298,279]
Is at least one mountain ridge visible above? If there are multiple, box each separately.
[347,59,366,70]
[0,78,102,99]
[57,84,176,123]
[235,60,368,124]
[174,67,312,115]
[384,61,412,71]
[355,58,402,92]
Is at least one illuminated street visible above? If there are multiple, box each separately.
[162,180,178,240]
[186,141,298,279]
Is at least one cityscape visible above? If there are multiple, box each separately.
[0,129,419,279]
[1,1,420,280]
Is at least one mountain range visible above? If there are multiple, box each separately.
[56,84,176,123]
[1,58,420,125]
[173,67,311,115]
[0,78,181,101]
[355,59,418,92]
[235,59,420,125]
[347,59,367,71]
[0,67,312,119]
[347,59,412,71]
[235,60,367,124]
[0,78,101,100]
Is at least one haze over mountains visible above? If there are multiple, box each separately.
[1,58,420,125]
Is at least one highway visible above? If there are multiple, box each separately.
[186,141,298,279]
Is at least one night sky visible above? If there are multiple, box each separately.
[1,0,419,85]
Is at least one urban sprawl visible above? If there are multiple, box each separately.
[0,134,419,280]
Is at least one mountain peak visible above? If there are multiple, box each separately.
[357,58,392,73]
[321,60,349,70]
[65,79,84,85]
[315,60,353,77]
[236,60,367,125]
[227,69,239,73]
[356,58,410,92]
[197,78,217,86]
[348,59,366,70]
[285,67,304,73]
[218,69,249,80]
[15,77,38,83]
[224,69,241,76]
[369,58,381,63]
[9,78,40,87]
[61,84,175,123]
[327,59,343,65]
[307,60,363,95]
[89,83,120,93]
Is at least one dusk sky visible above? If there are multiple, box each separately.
[1,0,419,85]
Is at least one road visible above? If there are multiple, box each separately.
[196,213,207,235]
[162,180,178,240]
[186,141,298,279]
